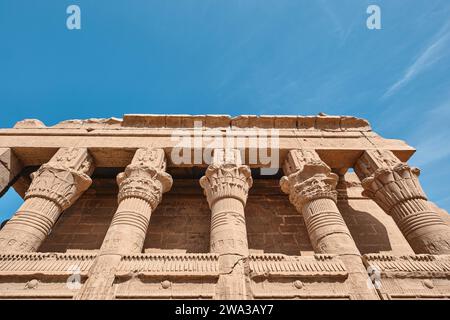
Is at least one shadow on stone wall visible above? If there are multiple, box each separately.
[338,199,392,254]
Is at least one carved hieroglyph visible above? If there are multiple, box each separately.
[355,150,450,254]
[200,149,253,299]
[0,148,94,253]
[280,149,379,299]
[77,148,172,299]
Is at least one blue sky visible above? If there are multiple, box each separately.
[0,1,449,221]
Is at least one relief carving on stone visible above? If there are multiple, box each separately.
[117,148,172,210]
[0,148,95,253]
[76,148,173,299]
[354,150,426,212]
[199,149,252,299]
[354,149,450,254]
[26,147,94,210]
[280,149,338,209]
[280,149,359,257]
[200,149,253,207]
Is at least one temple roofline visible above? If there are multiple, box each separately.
[12,114,372,131]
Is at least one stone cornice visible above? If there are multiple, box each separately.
[12,114,372,131]
[0,252,96,277]
[362,254,450,278]
[248,254,348,279]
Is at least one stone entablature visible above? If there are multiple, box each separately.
[0,114,414,171]
[0,114,449,300]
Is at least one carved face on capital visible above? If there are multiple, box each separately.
[132,148,167,171]
[49,148,93,173]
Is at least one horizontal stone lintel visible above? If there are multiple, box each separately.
[0,134,415,169]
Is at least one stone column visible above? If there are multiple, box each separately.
[200,149,253,299]
[354,149,450,254]
[77,148,172,300]
[0,148,94,253]
[280,149,379,300]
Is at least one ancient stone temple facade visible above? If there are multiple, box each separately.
[0,114,449,299]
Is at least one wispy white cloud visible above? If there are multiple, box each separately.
[382,23,450,99]
[317,0,354,44]
[408,100,450,167]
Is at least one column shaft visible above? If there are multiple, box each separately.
[200,149,252,300]
[281,149,379,300]
[0,198,59,252]
[100,197,152,255]
[77,148,172,300]
[302,198,357,255]
[210,198,248,256]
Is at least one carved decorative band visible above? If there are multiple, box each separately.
[200,164,253,207]
[211,210,246,231]
[6,210,55,238]
[109,209,150,235]
[395,209,447,238]
[210,238,248,254]
[389,198,430,219]
[117,177,163,208]
[361,166,427,213]
[0,252,96,274]
[304,197,337,212]
[363,254,450,277]
[304,210,349,236]
[282,173,338,209]
[302,199,349,234]
[248,254,347,278]
[117,253,220,275]
[203,180,251,207]
[291,190,338,209]
[25,166,92,210]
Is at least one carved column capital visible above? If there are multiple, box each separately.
[355,150,425,212]
[354,149,450,254]
[25,148,94,210]
[200,149,253,207]
[117,148,172,210]
[0,148,95,253]
[280,149,338,209]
